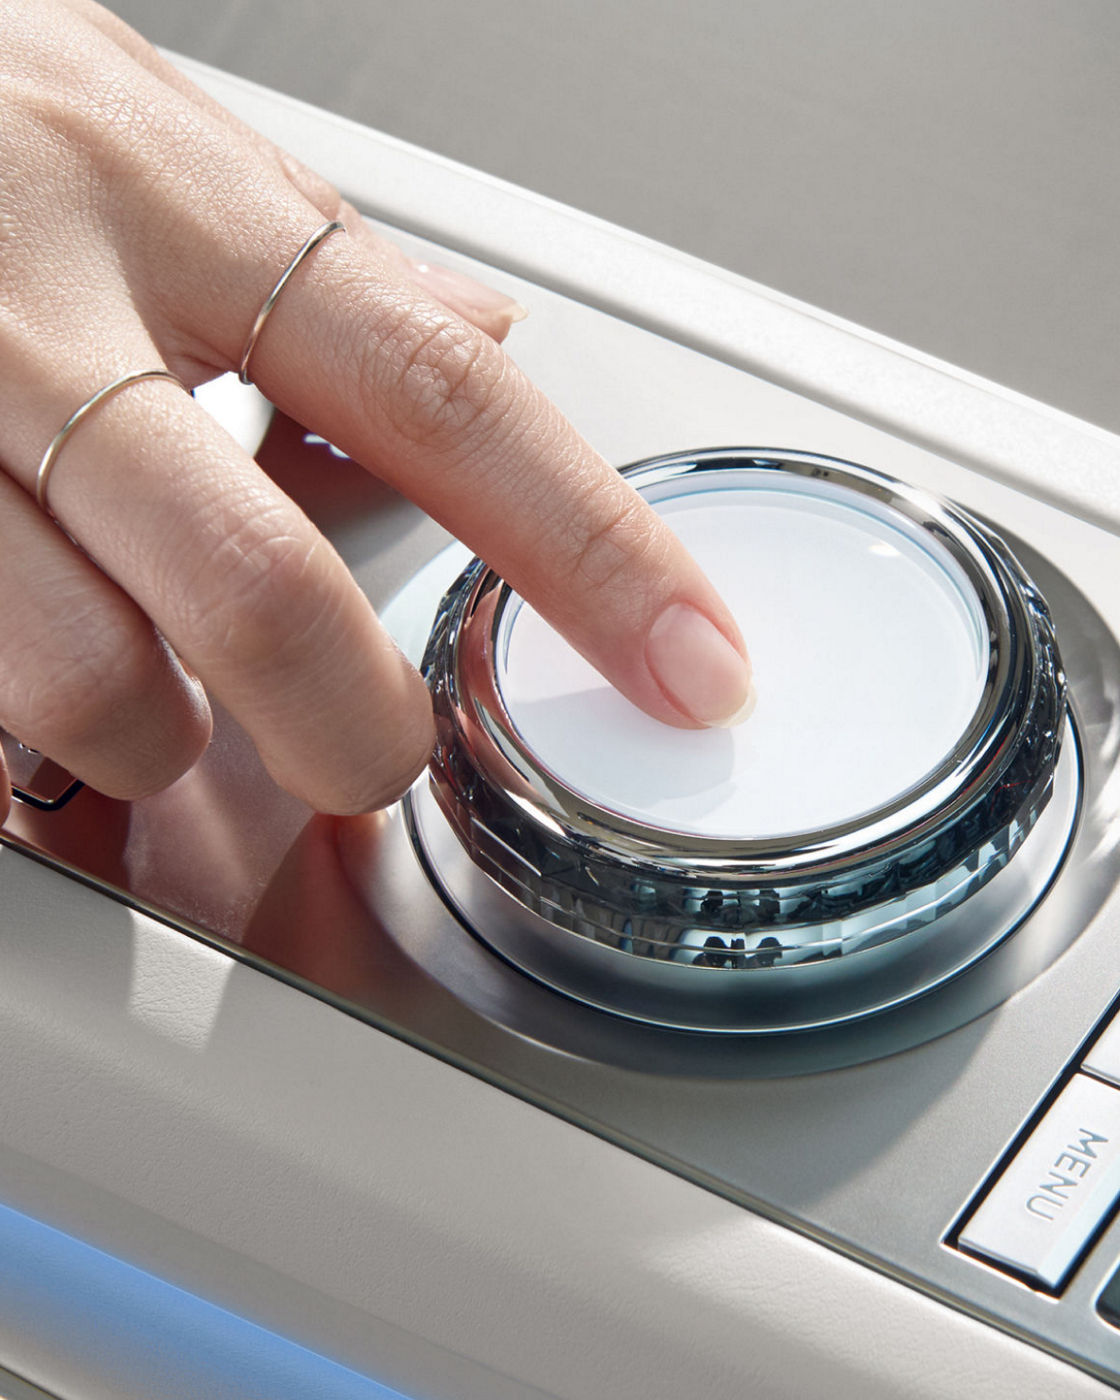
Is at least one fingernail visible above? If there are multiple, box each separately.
[714,678,758,728]
[646,604,754,727]
[407,260,528,321]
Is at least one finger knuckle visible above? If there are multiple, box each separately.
[7,613,156,756]
[565,489,657,595]
[375,309,508,453]
[178,514,326,669]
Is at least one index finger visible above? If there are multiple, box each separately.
[241,233,753,729]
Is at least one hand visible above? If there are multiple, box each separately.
[0,0,752,820]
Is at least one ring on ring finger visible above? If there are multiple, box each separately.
[35,369,189,518]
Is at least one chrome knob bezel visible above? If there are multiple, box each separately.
[417,449,1070,1026]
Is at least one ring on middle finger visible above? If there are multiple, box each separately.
[238,219,346,386]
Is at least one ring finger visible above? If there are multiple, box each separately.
[0,463,211,820]
[2,337,435,815]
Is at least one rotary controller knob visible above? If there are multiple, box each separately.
[410,449,1078,1032]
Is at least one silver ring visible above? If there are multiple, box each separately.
[36,369,187,516]
[238,219,345,385]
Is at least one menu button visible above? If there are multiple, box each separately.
[958,1075,1120,1289]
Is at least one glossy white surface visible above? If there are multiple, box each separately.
[500,480,988,837]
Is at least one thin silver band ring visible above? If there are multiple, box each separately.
[36,369,187,516]
[238,219,345,385]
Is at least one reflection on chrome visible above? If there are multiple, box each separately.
[415,449,1079,1032]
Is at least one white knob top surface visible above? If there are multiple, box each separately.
[499,481,990,840]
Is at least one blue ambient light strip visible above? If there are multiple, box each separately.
[0,1200,415,1400]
